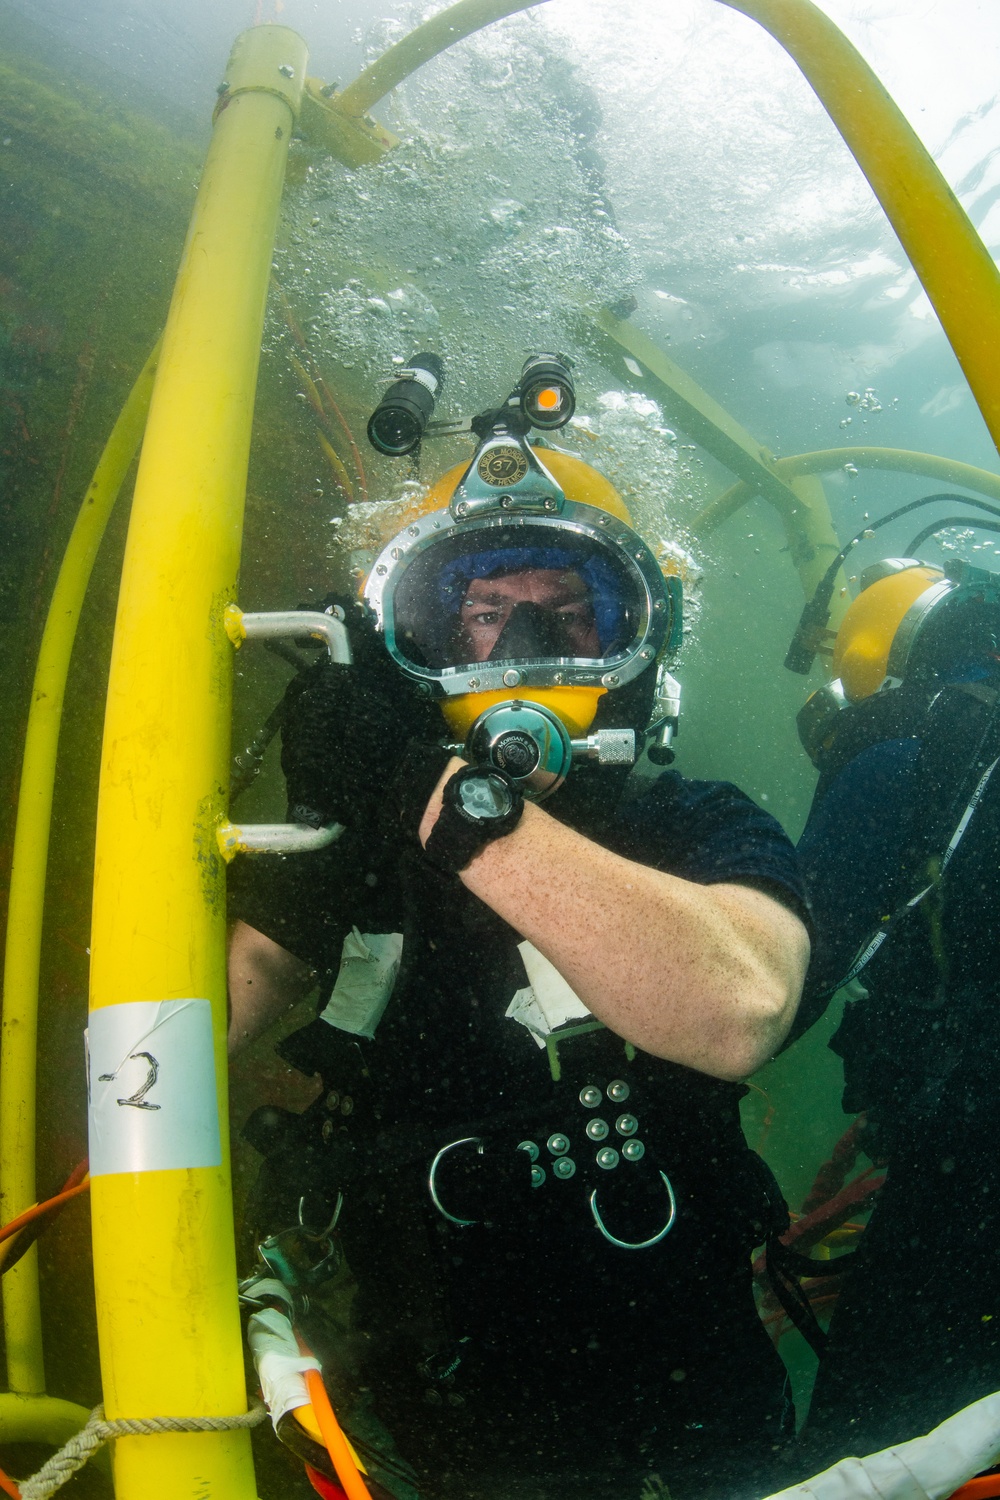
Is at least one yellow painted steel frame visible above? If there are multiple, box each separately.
[721,0,1000,458]
[695,448,1000,537]
[298,0,550,166]
[589,308,846,610]
[336,0,550,118]
[87,27,304,1500]
[0,344,158,1449]
[6,1,990,1490]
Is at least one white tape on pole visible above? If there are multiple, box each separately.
[87,999,222,1176]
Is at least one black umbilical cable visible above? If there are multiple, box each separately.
[905,517,1000,554]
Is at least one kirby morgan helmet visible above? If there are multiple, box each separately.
[362,353,682,798]
[785,491,1000,766]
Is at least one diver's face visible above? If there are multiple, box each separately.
[458,568,600,662]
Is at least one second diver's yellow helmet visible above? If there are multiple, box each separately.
[362,434,681,798]
[797,555,1000,764]
[832,558,951,703]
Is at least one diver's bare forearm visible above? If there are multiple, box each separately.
[420,761,809,1080]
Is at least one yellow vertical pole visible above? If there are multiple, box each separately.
[720,0,1000,457]
[0,345,158,1406]
[87,27,305,1500]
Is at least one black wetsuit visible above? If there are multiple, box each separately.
[232,667,808,1500]
[794,683,1000,1464]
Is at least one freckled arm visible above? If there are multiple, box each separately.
[420,759,810,1080]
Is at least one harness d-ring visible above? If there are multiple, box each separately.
[298,1190,343,1240]
[589,1170,678,1250]
[428,1136,483,1227]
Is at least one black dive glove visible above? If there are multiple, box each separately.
[280,646,450,838]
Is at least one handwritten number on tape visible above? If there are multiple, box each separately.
[99,1050,162,1111]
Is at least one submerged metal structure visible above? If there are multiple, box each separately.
[3,0,1000,1493]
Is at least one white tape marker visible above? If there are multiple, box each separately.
[87,999,222,1176]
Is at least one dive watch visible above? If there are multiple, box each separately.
[423,764,524,874]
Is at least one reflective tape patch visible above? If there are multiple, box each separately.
[87,999,222,1177]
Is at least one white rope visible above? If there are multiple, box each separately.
[18,1401,267,1500]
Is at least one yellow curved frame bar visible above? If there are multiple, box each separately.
[692,445,1000,634]
[0,343,158,1419]
[695,447,1000,535]
[87,27,304,1500]
[775,448,1000,503]
[720,0,1000,457]
[336,0,549,117]
[0,1392,96,1457]
[589,307,846,606]
[300,0,549,167]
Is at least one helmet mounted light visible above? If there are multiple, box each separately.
[518,352,575,431]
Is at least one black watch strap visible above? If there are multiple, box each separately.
[423,765,524,875]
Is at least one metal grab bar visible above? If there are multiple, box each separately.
[220,604,351,859]
[224,604,352,665]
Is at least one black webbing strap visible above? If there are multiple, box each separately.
[765,1236,855,1358]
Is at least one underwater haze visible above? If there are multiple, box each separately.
[2,0,1000,1495]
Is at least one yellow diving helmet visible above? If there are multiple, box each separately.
[785,490,1000,765]
[361,355,681,797]
[797,555,1000,764]
[833,558,952,703]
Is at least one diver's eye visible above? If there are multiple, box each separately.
[470,609,502,626]
[557,604,595,627]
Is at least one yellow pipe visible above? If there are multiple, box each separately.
[87,26,305,1500]
[589,307,801,515]
[694,447,1000,535]
[0,343,159,1399]
[335,0,550,117]
[719,0,1000,457]
[300,0,550,166]
[0,1393,95,1449]
[774,448,1000,502]
[588,308,846,610]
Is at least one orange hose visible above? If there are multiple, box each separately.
[0,1174,90,1246]
[0,1160,89,1274]
[951,1478,1000,1500]
[0,1460,22,1499]
[303,1368,371,1500]
[316,377,369,501]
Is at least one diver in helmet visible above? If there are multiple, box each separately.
[228,353,810,1500]
[781,503,1000,1466]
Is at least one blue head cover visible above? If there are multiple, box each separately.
[434,544,631,654]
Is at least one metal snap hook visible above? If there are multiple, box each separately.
[428,1136,484,1226]
[298,1191,343,1240]
[588,1170,678,1250]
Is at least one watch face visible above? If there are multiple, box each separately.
[457,772,514,821]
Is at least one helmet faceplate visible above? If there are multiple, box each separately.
[364,497,676,700]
